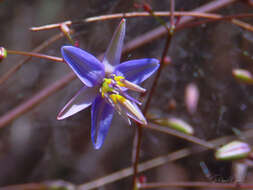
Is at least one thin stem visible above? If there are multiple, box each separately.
[77,126,253,190]
[0,32,64,85]
[0,0,236,135]
[7,50,63,62]
[123,0,238,53]
[0,73,75,128]
[132,23,173,189]
[30,20,72,31]
[144,123,214,149]
[170,0,175,33]
[30,11,253,33]
[139,181,253,189]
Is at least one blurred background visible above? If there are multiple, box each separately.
[1,0,253,189]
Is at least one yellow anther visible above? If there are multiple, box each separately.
[101,78,113,98]
[114,75,125,87]
[109,94,126,104]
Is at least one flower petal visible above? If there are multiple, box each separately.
[57,86,98,120]
[114,58,159,84]
[91,95,114,149]
[103,19,126,72]
[61,46,105,87]
[125,101,147,125]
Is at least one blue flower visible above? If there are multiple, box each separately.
[57,19,159,149]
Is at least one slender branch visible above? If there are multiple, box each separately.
[0,0,237,133]
[170,0,175,32]
[30,12,221,31]
[0,32,64,85]
[77,127,253,190]
[7,50,63,62]
[144,123,214,149]
[123,0,238,53]
[32,11,253,31]
[139,181,253,189]
[131,2,179,186]
[132,0,238,187]
[132,31,172,189]
[30,11,253,33]
[0,73,76,128]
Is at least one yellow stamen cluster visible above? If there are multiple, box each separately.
[113,75,125,87]
[109,94,126,104]
[101,75,126,98]
[101,78,114,98]
[100,75,147,125]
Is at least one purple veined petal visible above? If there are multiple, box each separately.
[114,58,159,84]
[61,46,105,87]
[103,19,126,73]
[57,86,99,120]
[91,95,114,149]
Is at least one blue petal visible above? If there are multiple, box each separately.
[57,86,99,120]
[61,46,105,87]
[114,58,160,84]
[103,19,126,72]
[91,95,114,149]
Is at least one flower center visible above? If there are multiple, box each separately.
[99,74,147,125]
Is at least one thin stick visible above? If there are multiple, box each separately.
[132,12,173,188]
[7,50,63,62]
[30,12,253,33]
[0,73,75,127]
[77,127,253,190]
[144,123,214,149]
[30,21,72,31]
[0,32,64,85]
[30,12,220,31]
[170,0,175,32]
[0,0,237,134]
[139,181,253,189]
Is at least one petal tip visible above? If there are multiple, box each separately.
[61,45,73,54]
[94,143,102,150]
[57,111,66,120]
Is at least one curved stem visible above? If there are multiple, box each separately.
[139,181,253,189]
[0,32,64,85]
[7,50,63,62]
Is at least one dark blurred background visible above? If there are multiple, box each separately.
[1,0,253,189]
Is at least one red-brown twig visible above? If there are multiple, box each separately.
[0,32,64,85]
[170,0,175,33]
[0,0,237,131]
[7,50,63,62]
[77,126,253,190]
[139,181,253,189]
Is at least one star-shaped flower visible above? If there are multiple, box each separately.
[58,19,159,149]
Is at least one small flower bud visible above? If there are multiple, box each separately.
[215,141,251,161]
[232,69,253,84]
[154,117,194,135]
[185,83,199,114]
[0,47,7,62]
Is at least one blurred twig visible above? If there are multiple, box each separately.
[3,128,253,190]
[32,11,253,31]
[170,0,175,33]
[77,127,253,190]
[0,32,65,85]
[132,21,173,190]
[0,0,238,130]
[144,123,214,149]
[139,181,253,189]
[7,50,63,62]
